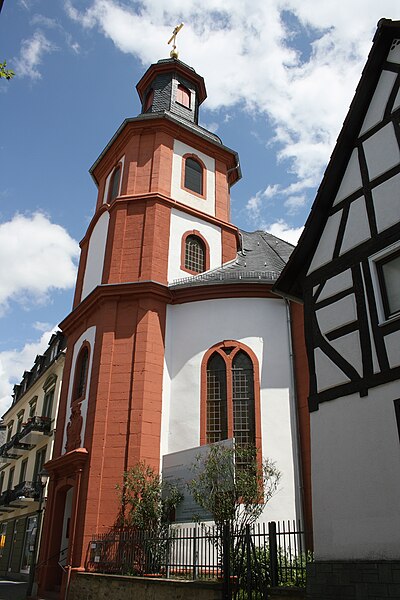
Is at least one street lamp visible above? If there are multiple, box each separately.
[26,469,49,598]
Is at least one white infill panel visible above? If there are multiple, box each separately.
[333,149,362,206]
[360,70,397,136]
[393,87,400,113]
[363,122,400,181]
[372,172,400,233]
[340,196,371,255]
[314,347,350,392]
[307,211,342,275]
[330,332,362,377]
[388,38,400,65]
[316,293,357,337]
[317,269,353,303]
[385,330,400,369]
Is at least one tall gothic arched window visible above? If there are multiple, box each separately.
[204,343,258,449]
[206,353,227,444]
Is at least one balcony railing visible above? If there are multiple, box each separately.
[0,416,51,458]
[0,481,41,511]
[9,480,41,502]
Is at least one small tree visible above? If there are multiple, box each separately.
[188,443,281,533]
[116,461,182,532]
[0,61,14,80]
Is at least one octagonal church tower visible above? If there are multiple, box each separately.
[38,56,311,596]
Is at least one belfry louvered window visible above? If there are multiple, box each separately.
[206,347,256,448]
[176,84,190,108]
[185,235,205,273]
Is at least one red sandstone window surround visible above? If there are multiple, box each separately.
[181,154,206,198]
[181,230,210,275]
[200,341,262,451]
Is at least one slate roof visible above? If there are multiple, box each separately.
[170,230,294,288]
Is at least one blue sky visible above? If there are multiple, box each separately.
[0,0,399,413]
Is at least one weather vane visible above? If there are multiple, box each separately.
[168,22,184,59]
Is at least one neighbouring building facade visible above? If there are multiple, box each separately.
[0,331,65,581]
[276,18,400,600]
[37,56,312,597]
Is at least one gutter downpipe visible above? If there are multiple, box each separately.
[285,299,305,531]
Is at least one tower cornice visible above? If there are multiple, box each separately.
[90,113,241,186]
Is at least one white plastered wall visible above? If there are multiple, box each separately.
[81,212,109,301]
[62,326,96,454]
[168,208,222,282]
[171,140,216,216]
[161,297,302,524]
[311,380,400,560]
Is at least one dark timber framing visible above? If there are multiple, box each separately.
[275,20,400,412]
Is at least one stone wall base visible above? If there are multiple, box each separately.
[307,560,400,600]
[68,572,223,600]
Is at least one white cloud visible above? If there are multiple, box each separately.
[33,321,52,332]
[0,329,57,417]
[13,31,57,79]
[0,213,79,315]
[64,0,399,212]
[284,194,307,214]
[266,219,304,245]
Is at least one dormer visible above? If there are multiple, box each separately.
[136,58,207,126]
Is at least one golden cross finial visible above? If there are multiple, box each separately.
[168,22,184,59]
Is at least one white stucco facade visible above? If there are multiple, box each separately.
[311,380,400,560]
[171,139,216,216]
[167,208,222,282]
[161,297,302,524]
[81,212,110,301]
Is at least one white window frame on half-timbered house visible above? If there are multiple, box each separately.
[369,240,400,324]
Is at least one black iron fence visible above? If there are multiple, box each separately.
[87,520,311,598]
[86,521,312,600]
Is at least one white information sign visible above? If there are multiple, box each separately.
[162,439,234,523]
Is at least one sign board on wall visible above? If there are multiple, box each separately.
[162,439,234,523]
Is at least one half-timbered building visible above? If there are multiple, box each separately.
[275,18,400,600]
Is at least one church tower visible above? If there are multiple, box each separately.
[38,52,310,596]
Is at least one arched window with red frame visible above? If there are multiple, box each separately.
[176,83,190,108]
[181,230,210,275]
[201,342,260,451]
[73,345,89,402]
[185,235,206,273]
[184,157,203,195]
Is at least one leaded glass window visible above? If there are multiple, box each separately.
[206,353,227,444]
[185,235,205,273]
